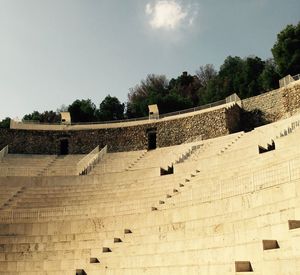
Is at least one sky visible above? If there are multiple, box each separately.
[0,0,299,120]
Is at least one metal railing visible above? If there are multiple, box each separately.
[77,145,107,175]
[0,145,8,162]
[159,99,226,119]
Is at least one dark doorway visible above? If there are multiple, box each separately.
[148,132,157,150]
[60,139,69,155]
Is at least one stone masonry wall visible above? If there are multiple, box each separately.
[242,88,284,123]
[282,82,300,116]
[240,81,300,128]
[0,105,240,154]
[1,82,300,154]
[157,108,230,147]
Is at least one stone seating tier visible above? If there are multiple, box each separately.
[1,183,293,274]
[1,112,300,274]
[1,134,299,222]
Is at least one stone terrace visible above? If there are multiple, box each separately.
[0,110,300,274]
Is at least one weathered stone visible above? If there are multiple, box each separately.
[0,105,240,154]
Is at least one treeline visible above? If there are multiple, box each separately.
[0,22,299,127]
[22,96,125,123]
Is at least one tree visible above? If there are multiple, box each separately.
[259,59,280,91]
[127,73,198,117]
[40,111,60,123]
[240,56,265,98]
[156,92,193,114]
[168,72,201,106]
[127,74,169,117]
[196,64,218,105]
[23,111,60,123]
[23,111,42,122]
[56,104,68,113]
[68,99,97,122]
[0,117,10,128]
[196,64,217,88]
[198,76,223,105]
[97,95,124,121]
[198,56,268,103]
[272,22,300,76]
[218,56,245,98]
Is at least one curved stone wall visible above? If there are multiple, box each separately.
[0,80,299,154]
[0,104,240,154]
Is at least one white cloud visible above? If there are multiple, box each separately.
[145,3,153,15]
[145,1,194,30]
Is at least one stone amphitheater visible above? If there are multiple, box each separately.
[0,76,300,275]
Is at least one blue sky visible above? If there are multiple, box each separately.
[0,0,299,120]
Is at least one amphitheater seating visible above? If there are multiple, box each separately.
[0,113,300,274]
[0,154,86,177]
[90,150,146,174]
[0,154,56,176]
[41,154,85,176]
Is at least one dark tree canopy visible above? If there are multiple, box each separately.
[23,111,41,122]
[127,74,170,117]
[127,73,196,118]
[272,22,300,76]
[168,72,201,106]
[68,99,97,123]
[258,59,280,91]
[23,110,60,123]
[0,117,10,128]
[199,56,269,103]
[97,95,125,121]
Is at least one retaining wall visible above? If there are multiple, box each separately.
[0,104,239,154]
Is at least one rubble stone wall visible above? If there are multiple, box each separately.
[0,105,239,154]
[242,81,300,121]
[1,81,299,154]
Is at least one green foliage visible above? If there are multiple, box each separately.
[199,56,271,102]
[258,59,280,91]
[0,117,10,128]
[23,111,41,121]
[22,98,125,123]
[168,72,201,106]
[196,64,217,88]
[127,74,170,117]
[127,52,282,117]
[219,56,265,98]
[156,93,193,114]
[198,76,223,105]
[272,22,300,76]
[127,73,199,117]
[97,95,125,121]
[23,111,60,123]
[68,99,97,123]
